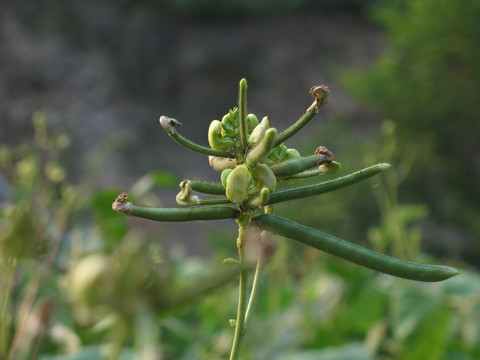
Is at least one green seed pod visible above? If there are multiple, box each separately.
[248,116,269,146]
[270,154,327,177]
[208,120,234,151]
[252,164,277,192]
[253,214,459,282]
[226,165,252,205]
[246,114,259,134]
[221,168,233,188]
[246,128,277,167]
[209,156,237,172]
[285,148,301,159]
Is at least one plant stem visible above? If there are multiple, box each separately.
[238,79,248,153]
[267,163,390,205]
[229,219,249,360]
[244,255,264,329]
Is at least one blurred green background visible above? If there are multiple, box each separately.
[1,0,479,359]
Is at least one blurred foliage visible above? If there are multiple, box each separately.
[341,0,480,262]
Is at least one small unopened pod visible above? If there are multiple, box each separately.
[226,165,252,205]
[209,156,236,172]
[248,116,269,146]
[208,120,234,151]
[285,148,301,160]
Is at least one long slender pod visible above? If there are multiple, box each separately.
[268,163,390,205]
[160,116,231,157]
[273,85,329,147]
[188,180,227,195]
[253,214,459,282]
[113,193,238,222]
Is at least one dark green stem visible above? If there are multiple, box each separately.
[229,219,249,360]
[267,163,390,205]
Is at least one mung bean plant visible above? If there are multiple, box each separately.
[112,79,459,359]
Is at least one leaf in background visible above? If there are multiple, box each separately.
[130,171,177,197]
[90,189,128,242]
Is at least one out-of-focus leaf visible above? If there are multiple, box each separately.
[278,342,374,360]
[90,189,127,241]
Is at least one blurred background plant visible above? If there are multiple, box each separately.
[1,0,479,358]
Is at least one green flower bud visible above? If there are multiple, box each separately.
[221,168,233,188]
[285,148,301,159]
[268,143,287,164]
[226,165,251,205]
[246,113,259,134]
[208,156,236,172]
[252,164,277,192]
[221,112,236,137]
[208,120,234,151]
[248,116,269,146]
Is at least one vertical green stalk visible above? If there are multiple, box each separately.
[238,79,248,154]
[229,217,249,360]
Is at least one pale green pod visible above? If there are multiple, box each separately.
[246,128,277,167]
[208,120,234,151]
[285,148,301,159]
[246,114,259,134]
[248,116,269,146]
[318,160,342,174]
[226,165,252,205]
[252,164,277,192]
[209,156,237,172]
[221,168,233,188]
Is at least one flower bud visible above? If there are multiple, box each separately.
[252,164,277,192]
[208,120,234,151]
[221,169,233,188]
[285,148,301,159]
[248,116,269,146]
[226,165,251,205]
[221,112,236,137]
[246,114,259,134]
[208,156,236,172]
